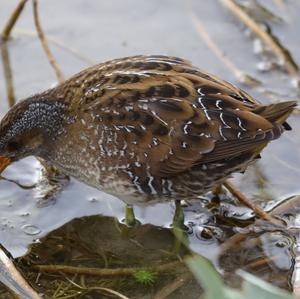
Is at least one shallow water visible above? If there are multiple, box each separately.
[0,0,300,297]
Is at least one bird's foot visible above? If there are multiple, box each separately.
[124,204,140,227]
[212,184,224,198]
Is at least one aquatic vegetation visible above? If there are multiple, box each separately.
[132,270,158,285]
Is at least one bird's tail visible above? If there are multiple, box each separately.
[253,100,297,130]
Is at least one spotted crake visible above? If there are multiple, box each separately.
[0,55,296,205]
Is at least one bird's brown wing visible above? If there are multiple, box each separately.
[61,55,277,178]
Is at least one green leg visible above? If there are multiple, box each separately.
[172,200,185,230]
[172,200,189,254]
[115,205,140,237]
[125,204,138,227]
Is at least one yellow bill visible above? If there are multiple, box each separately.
[0,157,11,174]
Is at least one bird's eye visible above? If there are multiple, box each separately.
[7,141,21,152]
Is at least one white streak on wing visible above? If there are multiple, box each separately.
[167,180,173,192]
[138,103,148,110]
[126,170,134,179]
[168,127,174,136]
[125,106,133,111]
[198,98,211,120]
[197,88,205,96]
[148,175,157,194]
[219,127,227,140]
[220,113,231,128]
[183,121,192,134]
[237,117,247,131]
[161,179,167,194]
[183,124,188,134]
[152,138,158,146]
[133,175,144,193]
[125,125,134,132]
[216,100,222,110]
[120,140,127,150]
[151,111,168,126]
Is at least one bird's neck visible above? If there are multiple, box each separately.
[20,98,72,136]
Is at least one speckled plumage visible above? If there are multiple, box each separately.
[0,55,296,204]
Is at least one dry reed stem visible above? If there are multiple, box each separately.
[1,0,28,40]
[85,287,130,299]
[243,256,278,270]
[32,0,64,83]
[223,180,280,225]
[218,231,248,256]
[34,261,181,277]
[0,0,29,107]
[0,41,15,107]
[14,28,94,65]
[189,11,260,87]
[63,276,130,299]
[153,272,192,299]
[221,0,299,79]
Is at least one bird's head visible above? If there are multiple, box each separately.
[0,96,72,173]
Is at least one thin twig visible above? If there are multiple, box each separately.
[153,272,192,299]
[0,40,15,107]
[63,276,130,299]
[34,261,181,277]
[52,274,79,299]
[83,287,130,299]
[32,0,64,83]
[15,28,94,65]
[218,231,248,256]
[0,0,27,107]
[223,180,280,224]
[1,0,28,40]
[221,0,299,79]
[243,255,278,270]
